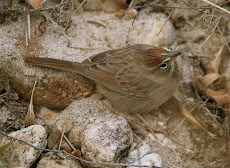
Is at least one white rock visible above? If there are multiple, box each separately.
[0,125,47,167]
[81,117,133,167]
[149,133,177,149]
[126,142,152,163]
[37,152,82,168]
[129,11,176,46]
[129,153,162,168]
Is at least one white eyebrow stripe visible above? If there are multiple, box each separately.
[162,47,171,52]
[161,57,170,63]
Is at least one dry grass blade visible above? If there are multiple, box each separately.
[209,46,224,73]
[182,107,216,138]
[213,19,230,52]
[127,0,138,10]
[25,80,37,127]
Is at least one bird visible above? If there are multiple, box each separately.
[24,44,182,114]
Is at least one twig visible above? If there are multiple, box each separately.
[219,0,230,7]
[136,4,211,10]
[201,18,219,48]
[58,127,65,150]
[128,0,138,10]
[148,133,182,162]
[76,0,86,12]
[0,2,70,14]
[27,14,31,40]
[213,19,230,52]
[157,0,181,36]
[201,0,230,15]
[25,30,28,46]
[62,133,76,151]
[0,131,160,168]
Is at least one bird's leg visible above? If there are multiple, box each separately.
[135,96,182,134]
[134,113,164,134]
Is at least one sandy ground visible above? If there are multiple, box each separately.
[1,0,230,167]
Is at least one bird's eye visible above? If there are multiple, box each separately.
[159,62,168,69]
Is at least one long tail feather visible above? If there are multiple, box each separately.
[24,57,83,73]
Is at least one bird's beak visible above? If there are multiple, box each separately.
[168,51,181,57]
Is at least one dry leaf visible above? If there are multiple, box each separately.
[34,16,46,36]
[198,73,221,88]
[209,46,224,73]
[114,9,126,17]
[62,145,72,153]
[207,86,230,104]
[62,122,73,133]
[25,0,46,36]
[209,76,228,90]
[47,128,61,149]
[72,149,81,158]
[25,0,42,10]
[114,0,127,7]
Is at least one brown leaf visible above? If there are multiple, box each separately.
[198,73,221,88]
[47,128,61,149]
[209,76,228,90]
[34,16,46,36]
[62,145,72,154]
[205,46,224,74]
[209,46,224,73]
[114,9,126,17]
[61,122,73,133]
[72,149,87,166]
[72,149,81,158]
[25,0,42,10]
[207,86,230,104]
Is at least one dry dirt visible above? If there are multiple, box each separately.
[0,0,230,168]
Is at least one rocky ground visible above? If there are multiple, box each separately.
[0,0,230,168]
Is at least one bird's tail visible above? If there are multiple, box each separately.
[24,57,83,73]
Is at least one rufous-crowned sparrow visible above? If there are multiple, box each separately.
[24,44,182,114]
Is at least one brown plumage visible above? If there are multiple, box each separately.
[24,44,182,114]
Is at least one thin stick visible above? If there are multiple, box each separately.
[27,13,31,40]
[201,0,230,15]
[0,131,160,168]
[136,4,211,10]
[25,30,28,46]
[62,133,76,151]
[128,0,138,10]
[157,0,181,36]
[213,19,230,52]
[58,127,65,150]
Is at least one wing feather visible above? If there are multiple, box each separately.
[81,44,160,97]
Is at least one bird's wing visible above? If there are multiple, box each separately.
[81,45,160,97]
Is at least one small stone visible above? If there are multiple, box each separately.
[129,153,162,168]
[126,142,152,163]
[37,152,82,168]
[129,11,176,46]
[81,117,133,167]
[0,125,47,167]
[126,8,138,19]
[149,133,177,149]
